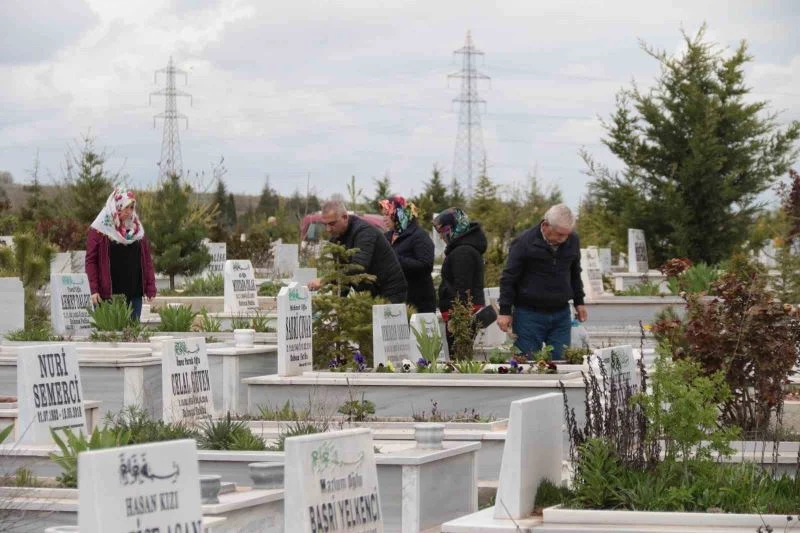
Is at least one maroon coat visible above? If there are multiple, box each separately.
[85,228,156,299]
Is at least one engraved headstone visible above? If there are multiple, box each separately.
[372,303,411,367]
[0,277,24,335]
[50,273,93,336]
[224,259,259,313]
[580,247,606,299]
[78,439,202,533]
[204,242,227,275]
[284,428,383,533]
[277,283,313,377]
[627,229,648,273]
[161,337,214,424]
[598,248,612,274]
[16,344,87,444]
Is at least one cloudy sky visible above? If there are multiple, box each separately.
[1,0,798,211]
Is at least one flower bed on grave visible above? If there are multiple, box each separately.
[533,258,800,530]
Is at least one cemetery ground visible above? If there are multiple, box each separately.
[0,243,799,532]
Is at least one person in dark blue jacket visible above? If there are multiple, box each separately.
[497,204,587,360]
[379,196,436,313]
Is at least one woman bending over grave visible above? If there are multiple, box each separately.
[85,187,156,321]
[379,195,436,313]
[433,207,487,353]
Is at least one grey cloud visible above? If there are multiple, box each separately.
[0,0,98,65]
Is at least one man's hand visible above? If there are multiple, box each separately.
[497,314,512,332]
[575,304,588,322]
[91,293,102,306]
[307,278,322,291]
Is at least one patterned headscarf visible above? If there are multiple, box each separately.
[378,195,418,236]
[90,187,145,245]
[433,207,470,244]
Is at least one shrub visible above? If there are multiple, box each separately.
[411,322,443,363]
[104,405,199,444]
[449,295,477,361]
[50,426,131,488]
[157,304,197,332]
[89,295,132,331]
[198,412,265,451]
[180,273,223,296]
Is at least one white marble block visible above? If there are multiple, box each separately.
[277,283,313,376]
[493,393,563,520]
[373,303,411,367]
[78,439,202,533]
[274,243,299,278]
[204,242,227,275]
[0,277,24,334]
[224,259,259,313]
[284,427,383,532]
[161,337,214,424]
[627,228,648,273]
[50,273,93,336]
[16,344,87,444]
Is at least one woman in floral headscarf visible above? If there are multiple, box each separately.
[433,207,487,351]
[85,187,156,321]
[379,195,436,313]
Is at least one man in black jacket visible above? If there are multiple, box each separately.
[307,201,407,303]
[497,204,587,359]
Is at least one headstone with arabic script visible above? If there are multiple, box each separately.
[16,344,87,444]
[372,303,411,367]
[224,259,259,313]
[284,428,383,533]
[277,282,313,376]
[50,273,93,336]
[627,229,649,273]
[78,439,202,533]
[204,242,226,275]
[161,337,214,424]
[589,345,637,395]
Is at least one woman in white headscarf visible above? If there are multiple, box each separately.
[85,188,156,321]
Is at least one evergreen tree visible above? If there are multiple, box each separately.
[582,26,800,264]
[209,179,236,241]
[146,174,211,290]
[256,176,280,216]
[413,166,449,229]
[366,174,392,210]
[63,136,116,224]
[20,155,52,223]
[468,172,498,226]
[346,176,364,212]
[448,177,466,208]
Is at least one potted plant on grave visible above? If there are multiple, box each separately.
[88,295,149,342]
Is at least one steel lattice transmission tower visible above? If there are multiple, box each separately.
[150,56,192,181]
[448,31,489,197]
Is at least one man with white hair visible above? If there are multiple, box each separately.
[497,204,587,359]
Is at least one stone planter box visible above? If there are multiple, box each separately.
[198,440,480,533]
[154,295,278,313]
[0,400,102,441]
[538,505,800,533]
[783,399,800,433]
[583,295,684,327]
[243,371,587,422]
[0,341,277,419]
[0,486,228,533]
[243,418,508,486]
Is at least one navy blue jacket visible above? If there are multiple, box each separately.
[498,223,585,315]
[438,222,487,313]
[384,220,436,313]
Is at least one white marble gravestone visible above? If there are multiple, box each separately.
[50,273,93,336]
[627,229,648,273]
[51,253,73,275]
[758,239,778,269]
[432,227,446,259]
[277,283,313,377]
[589,344,637,392]
[474,287,506,348]
[161,337,214,424]
[598,248,612,274]
[292,267,318,286]
[580,247,606,299]
[0,235,13,248]
[372,303,411,367]
[409,312,449,362]
[16,344,87,444]
[204,242,227,275]
[494,393,563,520]
[224,259,259,313]
[78,439,202,533]
[274,243,299,278]
[284,428,383,533]
[0,277,24,335]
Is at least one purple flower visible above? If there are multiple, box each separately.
[328,359,339,369]
[417,357,429,368]
[509,359,519,368]
[354,351,366,365]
